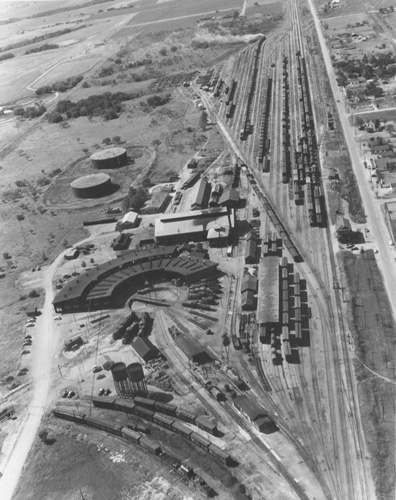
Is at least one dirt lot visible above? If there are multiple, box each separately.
[339,250,395,500]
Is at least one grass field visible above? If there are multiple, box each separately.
[340,250,396,500]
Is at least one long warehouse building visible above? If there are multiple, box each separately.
[257,256,279,327]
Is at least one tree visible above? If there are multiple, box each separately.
[385,123,394,134]
[354,116,364,128]
[16,214,25,221]
[102,137,112,145]
[199,111,208,131]
[3,252,11,259]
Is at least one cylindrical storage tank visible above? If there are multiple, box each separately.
[90,147,127,169]
[127,362,145,382]
[71,173,112,199]
[111,362,128,382]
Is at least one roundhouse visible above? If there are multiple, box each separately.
[90,147,127,169]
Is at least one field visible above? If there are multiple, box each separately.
[339,250,396,500]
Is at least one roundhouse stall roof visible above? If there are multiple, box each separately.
[155,207,235,240]
[86,256,217,301]
[257,256,279,324]
[53,246,177,305]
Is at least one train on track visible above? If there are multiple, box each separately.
[53,407,220,496]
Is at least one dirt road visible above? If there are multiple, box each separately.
[0,239,91,499]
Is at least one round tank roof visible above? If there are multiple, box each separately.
[127,362,145,382]
[70,173,111,189]
[111,361,128,382]
[90,148,126,160]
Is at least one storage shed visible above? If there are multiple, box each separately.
[174,335,212,364]
[233,395,277,433]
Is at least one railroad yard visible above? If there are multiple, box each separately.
[1,0,396,499]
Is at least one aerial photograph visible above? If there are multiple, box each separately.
[0,0,395,498]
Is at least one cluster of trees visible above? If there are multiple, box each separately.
[145,94,171,108]
[122,186,149,213]
[48,91,138,122]
[14,105,46,119]
[25,43,58,55]
[35,75,83,96]
[30,0,112,18]
[0,27,79,53]
[335,52,396,83]
[0,53,14,61]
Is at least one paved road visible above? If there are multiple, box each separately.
[305,0,396,322]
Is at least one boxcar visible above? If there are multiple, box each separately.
[153,401,177,417]
[92,396,116,410]
[153,413,174,430]
[114,399,136,414]
[284,341,292,357]
[208,443,231,465]
[134,396,156,410]
[195,415,217,435]
[134,405,155,421]
[53,408,85,424]
[175,407,196,424]
[295,309,301,322]
[84,416,122,436]
[172,420,193,439]
[295,322,302,339]
[190,432,211,450]
[121,427,141,445]
[140,437,161,455]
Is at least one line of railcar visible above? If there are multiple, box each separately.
[281,56,291,184]
[240,36,266,141]
[52,408,218,494]
[258,77,273,169]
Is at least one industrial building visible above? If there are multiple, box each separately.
[154,208,235,245]
[52,246,218,313]
[191,177,211,210]
[141,189,171,215]
[119,211,139,229]
[90,147,128,169]
[219,188,240,209]
[174,335,212,364]
[70,173,113,199]
[132,337,160,363]
[257,256,279,327]
[233,395,277,433]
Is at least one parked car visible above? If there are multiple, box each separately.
[53,316,62,321]
[98,388,105,396]
[67,391,75,399]
[92,365,102,373]
[21,350,30,355]
[105,389,112,396]
[61,390,69,398]
[23,341,32,347]
[26,323,35,328]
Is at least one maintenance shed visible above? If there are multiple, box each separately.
[241,275,258,293]
[219,188,240,209]
[141,190,171,215]
[131,337,160,362]
[245,236,258,264]
[233,395,277,433]
[191,177,211,211]
[174,335,212,364]
[241,290,255,311]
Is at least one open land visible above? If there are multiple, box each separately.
[0,0,395,499]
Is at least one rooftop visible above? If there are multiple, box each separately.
[234,395,267,422]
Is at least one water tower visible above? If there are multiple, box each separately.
[127,362,147,396]
[111,362,133,397]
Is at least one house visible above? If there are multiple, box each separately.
[191,177,211,211]
[375,158,396,173]
[119,211,139,229]
[335,216,352,237]
[245,237,257,264]
[241,275,258,294]
[379,171,396,190]
[65,249,79,260]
